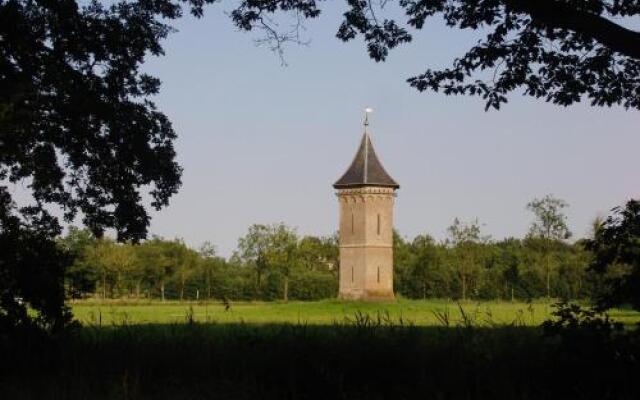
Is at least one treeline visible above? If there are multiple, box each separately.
[394,232,592,301]
[60,224,339,301]
[59,195,606,302]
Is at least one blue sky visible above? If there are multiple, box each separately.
[137,4,640,256]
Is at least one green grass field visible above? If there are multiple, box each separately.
[70,299,640,326]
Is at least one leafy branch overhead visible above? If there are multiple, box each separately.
[230,0,640,110]
[1,0,187,243]
[1,0,215,331]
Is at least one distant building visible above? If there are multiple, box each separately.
[333,116,399,300]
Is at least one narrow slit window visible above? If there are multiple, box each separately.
[377,266,380,283]
[351,212,354,234]
[377,214,380,235]
[351,266,354,283]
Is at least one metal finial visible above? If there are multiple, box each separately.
[364,107,373,132]
[363,107,373,182]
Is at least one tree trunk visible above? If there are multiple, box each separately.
[578,275,582,298]
[180,277,185,301]
[505,0,640,61]
[283,276,289,303]
[460,254,467,301]
[257,270,262,293]
[136,282,141,298]
[461,274,467,301]
[161,282,165,302]
[102,272,107,300]
[114,272,120,298]
[546,251,551,300]
[207,268,212,300]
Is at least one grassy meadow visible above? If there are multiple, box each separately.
[70,298,640,326]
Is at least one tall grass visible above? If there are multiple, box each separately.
[2,308,639,399]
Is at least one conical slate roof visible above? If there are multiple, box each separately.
[333,132,399,189]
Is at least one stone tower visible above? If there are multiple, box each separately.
[333,116,399,300]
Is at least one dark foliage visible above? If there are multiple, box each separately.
[587,199,640,310]
[541,301,639,395]
[1,320,639,399]
[0,0,219,331]
[0,190,73,333]
[1,0,184,241]
[542,301,624,345]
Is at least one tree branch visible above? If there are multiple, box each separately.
[507,0,640,60]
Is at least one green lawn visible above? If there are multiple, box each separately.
[70,298,640,326]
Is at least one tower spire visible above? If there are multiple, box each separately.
[333,108,399,189]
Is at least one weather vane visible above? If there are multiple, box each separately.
[364,107,373,131]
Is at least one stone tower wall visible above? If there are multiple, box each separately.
[337,187,396,300]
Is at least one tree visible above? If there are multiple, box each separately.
[587,199,640,310]
[85,239,114,299]
[393,230,415,296]
[447,218,490,301]
[263,224,298,302]
[297,235,339,273]
[555,243,590,300]
[85,239,136,298]
[494,238,525,301]
[109,242,137,297]
[235,224,274,295]
[198,241,218,299]
[1,0,189,237]
[408,234,442,299]
[229,0,640,110]
[0,190,72,332]
[58,227,98,298]
[275,240,298,302]
[235,223,299,300]
[135,238,176,301]
[174,243,199,301]
[527,194,572,299]
[0,0,211,330]
[527,195,572,241]
[153,239,190,301]
[196,255,226,300]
